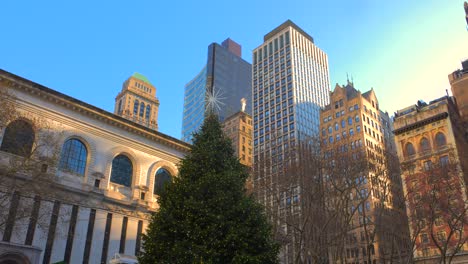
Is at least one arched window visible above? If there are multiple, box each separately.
[139,102,145,117]
[154,168,172,195]
[348,117,353,125]
[341,120,346,128]
[419,138,431,152]
[0,120,34,157]
[355,115,360,122]
[145,105,151,120]
[133,100,139,115]
[335,123,339,131]
[435,132,447,148]
[59,138,87,175]
[328,126,332,134]
[110,155,133,187]
[405,143,416,156]
[321,128,326,136]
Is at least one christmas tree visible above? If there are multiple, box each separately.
[139,114,279,264]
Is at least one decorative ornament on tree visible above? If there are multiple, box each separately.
[205,85,225,115]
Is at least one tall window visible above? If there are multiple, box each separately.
[110,155,133,187]
[420,138,431,152]
[435,132,447,148]
[59,139,87,175]
[139,102,145,117]
[405,143,416,156]
[117,99,122,113]
[133,100,139,115]
[154,168,172,195]
[145,105,151,120]
[0,119,34,157]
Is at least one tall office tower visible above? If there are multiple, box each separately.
[448,59,468,124]
[181,38,252,143]
[114,73,160,130]
[251,20,330,263]
[320,82,410,264]
[393,97,468,263]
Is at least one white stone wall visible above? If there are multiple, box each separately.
[0,72,188,263]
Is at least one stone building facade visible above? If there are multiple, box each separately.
[114,73,160,130]
[0,70,189,264]
[222,106,253,167]
[393,97,468,263]
[320,82,410,264]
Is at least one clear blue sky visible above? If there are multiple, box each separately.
[1,1,467,139]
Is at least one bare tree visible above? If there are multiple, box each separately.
[253,130,415,264]
[0,87,64,237]
[402,151,468,264]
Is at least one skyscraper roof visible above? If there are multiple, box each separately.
[132,72,152,85]
[263,19,314,43]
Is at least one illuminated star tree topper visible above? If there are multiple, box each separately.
[205,85,225,116]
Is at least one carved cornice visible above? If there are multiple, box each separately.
[393,112,448,135]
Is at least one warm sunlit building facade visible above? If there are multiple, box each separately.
[0,70,189,264]
[448,59,468,124]
[222,102,253,167]
[393,96,468,264]
[320,82,410,264]
[114,73,160,130]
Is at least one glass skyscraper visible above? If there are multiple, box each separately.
[252,20,330,263]
[182,38,252,143]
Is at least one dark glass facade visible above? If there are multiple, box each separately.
[181,39,252,143]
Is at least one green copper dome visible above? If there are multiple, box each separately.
[132,72,152,85]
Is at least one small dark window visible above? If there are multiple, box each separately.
[0,119,35,157]
[145,105,151,120]
[41,164,48,173]
[420,138,431,152]
[435,132,447,147]
[405,143,416,156]
[154,168,172,195]
[133,100,139,115]
[139,102,145,117]
[439,155,449,166]
[140,192,146,200]
[117,100,122,113]
[94,179,100,188]
[110,155,133,187]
